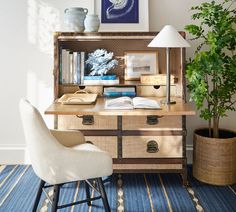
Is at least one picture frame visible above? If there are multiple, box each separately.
[101,0,139,23]
[124,51,159,80]
[94,0,149,32]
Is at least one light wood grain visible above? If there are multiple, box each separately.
[85,136,117,158]
[136,85,178,97]
[58,115,117,130]
[113,164,182,170]
[45,97,195,116]
[122,136,182,158]
[50,32,193,178]
[122,115,182,130]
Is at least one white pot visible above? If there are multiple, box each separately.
[84,14,100,32]
[64,7,88,32]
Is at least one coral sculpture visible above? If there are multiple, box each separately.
[86,49,118,76]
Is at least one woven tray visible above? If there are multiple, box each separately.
[58,91,98,105]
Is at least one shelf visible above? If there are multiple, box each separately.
[59,80,177,87]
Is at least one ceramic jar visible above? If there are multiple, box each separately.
[84,14,100,32]
[64,7,88,32]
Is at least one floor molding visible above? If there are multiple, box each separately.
[0,145,26,164]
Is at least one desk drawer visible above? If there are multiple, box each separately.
[58,115,117,130]
[122,116,182,130]
[85,136,117,159]
[122,136,182,158]
[136,85,177,97]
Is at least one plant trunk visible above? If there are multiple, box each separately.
[213,116,219,138]
[208,119,212,137]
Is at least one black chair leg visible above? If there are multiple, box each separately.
[97,178,110,212]
[33,179,45,212]
[85,181,91,206]
[51,185,60,212]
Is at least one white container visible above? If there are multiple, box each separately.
[84,14,100,32]
[64,7,88,32]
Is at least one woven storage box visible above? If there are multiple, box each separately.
[193,129,236,185]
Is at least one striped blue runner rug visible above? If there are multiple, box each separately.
[0,165,235,212]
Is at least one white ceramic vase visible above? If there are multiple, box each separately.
[64,7,88,32]
[84,14,100,32]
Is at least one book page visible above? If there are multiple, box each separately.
[105,96,133,109]
[133,97,161,109]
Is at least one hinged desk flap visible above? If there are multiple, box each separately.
[45,97,195,116]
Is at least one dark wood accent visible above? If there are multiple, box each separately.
[122,130,184,136]
[113,158,184,164]
[76,129,184,136]
[113,169,183,174]
[78,130,118,136]
[117,116,122,159]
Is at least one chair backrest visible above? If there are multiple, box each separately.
[19,99,63,181]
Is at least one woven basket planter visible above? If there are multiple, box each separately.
[193,128,236,185]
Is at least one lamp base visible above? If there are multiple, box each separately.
[160,99,176,105]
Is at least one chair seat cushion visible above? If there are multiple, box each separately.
[72,143,103,152]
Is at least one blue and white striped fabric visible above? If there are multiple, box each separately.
[0,165,235,212]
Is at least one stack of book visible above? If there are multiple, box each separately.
[60,49,86,84]
[83,75,119,85]
[103,86,136,97]
[60,49,119,85]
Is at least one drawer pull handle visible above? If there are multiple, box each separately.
[147,140,159,153]
[146,116,163,125]
[76,115,94,125]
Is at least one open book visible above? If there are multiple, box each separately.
[105,96,161,110]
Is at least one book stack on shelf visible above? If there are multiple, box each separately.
[103,86,136,97]
[60,49,119,85]
[60,49,86,85]
[83,75,119,85]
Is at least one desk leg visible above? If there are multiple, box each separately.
[182,158,188,187]
[117,116,122,159]
[182,115,188,187]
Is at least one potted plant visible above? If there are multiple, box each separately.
[185,0,236,185]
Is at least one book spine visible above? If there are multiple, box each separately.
[83,78,119,85]
[77,52,81,84]
[61,49,67,84]
[80,52,85,84]
[84,75,117,80]
[73,52,78,84]
[104,87,136,92]
[69,52,73,84]
[65,50,70,84]
[59,48,62,84]
[103,92,136,97]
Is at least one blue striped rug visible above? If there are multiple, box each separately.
[0,165,235,212]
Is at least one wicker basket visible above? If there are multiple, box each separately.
[193,128,236,185]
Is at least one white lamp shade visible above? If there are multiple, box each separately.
[148,25,190,48]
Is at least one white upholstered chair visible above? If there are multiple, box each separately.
[19,99,113,212]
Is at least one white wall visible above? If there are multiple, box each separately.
[0,0,235,163]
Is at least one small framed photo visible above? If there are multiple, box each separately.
[124,51,158,80]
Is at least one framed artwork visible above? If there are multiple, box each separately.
[95,0,149,31]
[125,51,159,80]
[101,0,139,23]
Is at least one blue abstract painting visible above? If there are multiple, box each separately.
[101,0,139,23]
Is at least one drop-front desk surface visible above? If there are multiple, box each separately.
[45,97,195,186]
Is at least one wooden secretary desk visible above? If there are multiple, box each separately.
[45,32,195,185]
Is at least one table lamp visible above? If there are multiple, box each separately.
[148,25,190,104]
